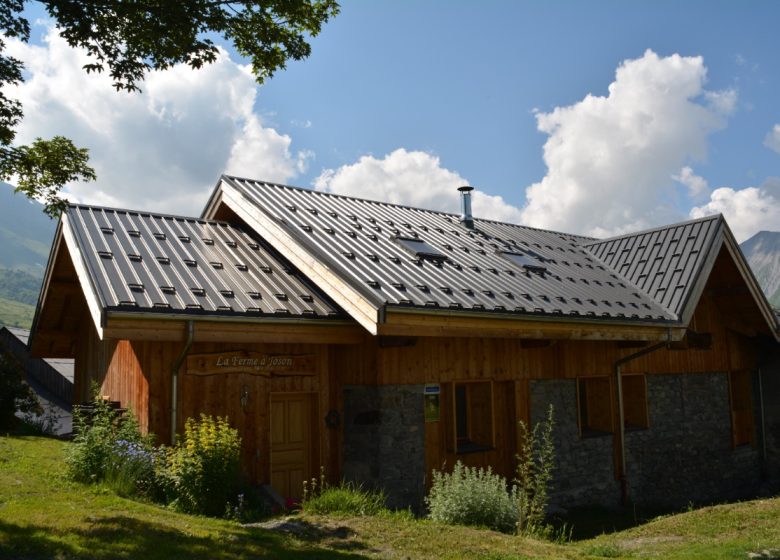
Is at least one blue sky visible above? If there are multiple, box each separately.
[261,1,778,194]
[9,1,780,241]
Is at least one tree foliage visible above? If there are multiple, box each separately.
[0,0,339,217]
[0,350,41,428]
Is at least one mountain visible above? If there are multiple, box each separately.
[740,230,780,309]
[0,184,57,328]
[0,183,57,275]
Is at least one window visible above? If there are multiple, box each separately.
[393,236,445,261]
[500,251,547,274]
[577,375,649,437]
[444,381,494,453]
[577,377,614,436]
[621,375,649,430]
[729,370,754,447]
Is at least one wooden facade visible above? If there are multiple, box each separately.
[29,187,779,506]
[61,245,766,499]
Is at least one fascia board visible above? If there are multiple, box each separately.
[60,213,106,339]
[721,225,780,341]
[678,222,726,327]
[28,220,64,351]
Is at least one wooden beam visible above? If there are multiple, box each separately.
[103,317,365,344]
[379,310,685,341]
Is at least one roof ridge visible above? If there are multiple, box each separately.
[584,214,723,246]
[66,203,232,227]
[222,175,596,241]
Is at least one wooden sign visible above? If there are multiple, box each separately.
[187,351,316,376]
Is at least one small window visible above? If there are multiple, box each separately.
[445,381,494,453]
[500,251,547,274]
[622,375,649,430]
[729,370,754,447]
[393,236,445,260]
[578,377,613,436]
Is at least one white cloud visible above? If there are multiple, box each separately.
[314,148,523,222]
[672,166,708,197]
[521,49,735,238]
[690,177,780,242]
[5,25,309,215]
[764,124,780,154]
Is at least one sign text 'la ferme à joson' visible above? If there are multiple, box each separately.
[186,351,316,376]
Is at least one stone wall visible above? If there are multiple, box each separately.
[342,384,426,510]
[530,372,762,511]
[761,352,780,485]
[530,379,621,510]
[625,372,760,507]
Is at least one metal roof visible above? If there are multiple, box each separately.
[65,205,344,320]
[217,176,677,323]
[585,216,722,318]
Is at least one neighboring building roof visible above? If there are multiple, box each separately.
[1,327,74,382]
[63,205,345,320]
[208,176,679,324]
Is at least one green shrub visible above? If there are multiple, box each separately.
[426,461,518,533]
[302,478,387,516]
[66,391,151,485]
[160,414,241,516]
[105,439,161,498]
[515,404,556,536]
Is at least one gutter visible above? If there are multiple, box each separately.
[170,320,195,444]
[613,328,672,505]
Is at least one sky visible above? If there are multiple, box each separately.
[6,1,780,242]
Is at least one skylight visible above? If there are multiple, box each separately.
[394,236,445,260]
[501,251,547,274]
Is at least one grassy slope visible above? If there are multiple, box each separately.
[1,434,779,559]
[0,295,35,329]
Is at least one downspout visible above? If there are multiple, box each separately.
[170,320,195,444]
[614,329,672,506]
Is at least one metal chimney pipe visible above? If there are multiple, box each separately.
[458,185,474,229]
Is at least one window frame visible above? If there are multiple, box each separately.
[576,376,615,438]
[728,369,754,448]
[445,379,496,454]
[621,374,650,431]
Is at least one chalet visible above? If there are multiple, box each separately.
[30,176,780,510]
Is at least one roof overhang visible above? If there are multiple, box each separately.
[379,307,685,341]
[677,221,780,342]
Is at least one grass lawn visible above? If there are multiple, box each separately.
[1,431,779,559]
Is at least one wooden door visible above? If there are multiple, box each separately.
[270,393,316,501]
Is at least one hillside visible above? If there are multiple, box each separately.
[741,230,780,308]
[0,184,56,327]
[0,184,57,275]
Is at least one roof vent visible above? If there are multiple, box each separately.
[458,185,474,229]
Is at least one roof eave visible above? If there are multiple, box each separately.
[380,306,684,341]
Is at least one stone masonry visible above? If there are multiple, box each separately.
[342,384,426,510]
[530,379,621,510]
[530,372,761,511]
[625,372,760,507]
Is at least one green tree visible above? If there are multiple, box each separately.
[0,350,41,428]
[0,0,339,217]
